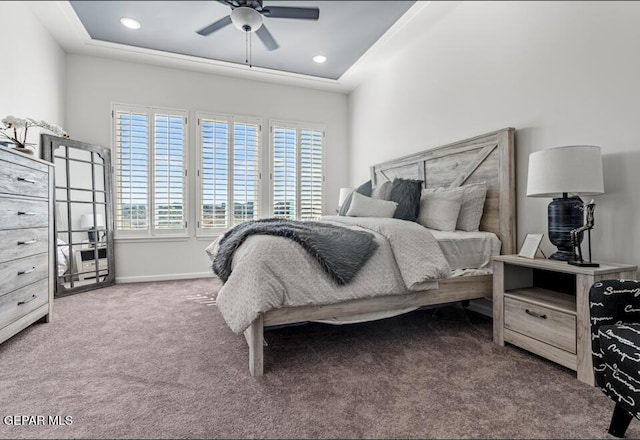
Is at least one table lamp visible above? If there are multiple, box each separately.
[338,187,353,212]
[80,213,106,244]
[526,145,604,261]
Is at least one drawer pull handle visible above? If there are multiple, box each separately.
[17,267,36,275]
[17,211,36,216]
[17,177,36,184]
[17,239,38,245]
[525,309,547,320]
[17,294,37,306]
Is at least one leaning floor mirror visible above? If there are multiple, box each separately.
[41,134,115,296]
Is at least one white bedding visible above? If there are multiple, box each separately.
[211,216,451,333]
[428,229,501,271]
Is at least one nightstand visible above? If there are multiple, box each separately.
[75,246,108,282]
[492,255,637,385]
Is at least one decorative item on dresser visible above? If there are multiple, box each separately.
[526,145,604,261]
[0,146,54,345]
[492,255,637,386]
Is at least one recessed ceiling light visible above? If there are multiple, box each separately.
[312,55,327,64]
[120,17,141,30]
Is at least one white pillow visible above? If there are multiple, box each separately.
[416,197,462,231]
[421,183,487,231]
[346,192,398,218]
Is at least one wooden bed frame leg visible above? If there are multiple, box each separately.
[243,314,264,377]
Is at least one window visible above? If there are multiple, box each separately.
[271,122,324,220]
[113,104,187,237]
[198,113,261,233]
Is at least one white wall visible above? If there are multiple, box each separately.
[0,2,66,156]
[349,1,640,267]
[65,54,349,282]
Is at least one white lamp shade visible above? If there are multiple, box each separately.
[338,187,354,207]
[526,145,604,198]
[80,213,105,229]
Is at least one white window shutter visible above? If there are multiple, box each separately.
[114,110,149,231]
[272,126,297,220]
[299,129,323,220]
[154,113,185,229]
[200,118,229,229]
[232,122,260,225]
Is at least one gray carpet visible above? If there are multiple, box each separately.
[0,278,633,439]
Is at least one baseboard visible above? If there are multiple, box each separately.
[116,272,215,284]
[466,298,493,318]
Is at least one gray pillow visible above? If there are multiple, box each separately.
[420,183,487,231]
[346,192,398,218]
[389,179,423,221]
[371,181,393,201]
[338,180,372,216]
[416,197,462,231]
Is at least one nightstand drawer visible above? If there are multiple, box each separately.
[504,297,576,354]
[0,279,48,329]
[0,198,49,230]
[0,228,49,264]
[0,253,48,297]
[0,158,49,199]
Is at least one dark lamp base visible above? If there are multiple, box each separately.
[549,250,575,261]
[568,261,600,268]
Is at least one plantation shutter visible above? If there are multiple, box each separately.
[232,122,260,225]
[154,113,185,229]
[272,126,297,219]
[299,128,323,220]
[115,110,149,231]
[200,118,229,229]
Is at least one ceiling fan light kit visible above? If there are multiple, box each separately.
[197,0,320,65]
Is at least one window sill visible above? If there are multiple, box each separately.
[114,235,190,244]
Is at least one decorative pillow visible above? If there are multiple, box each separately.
[456,183,487,231]
[389,179,423,221]
[371,181,393,201]
[420,183,487,231]
[338,180,372,216]
[416,197,462,231]
[346,192,398,218]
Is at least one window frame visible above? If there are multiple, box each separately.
[269,120,325,220]
[195,111,263,237]
[111,103,189,239]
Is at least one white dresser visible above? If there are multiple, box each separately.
[0,147,54,344]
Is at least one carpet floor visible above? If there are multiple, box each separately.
[0,278,633,439]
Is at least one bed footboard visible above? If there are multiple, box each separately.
[243,314,264,377]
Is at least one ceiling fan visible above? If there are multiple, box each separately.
[196,0,320,51]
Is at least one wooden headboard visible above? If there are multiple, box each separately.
[370,128,516,254]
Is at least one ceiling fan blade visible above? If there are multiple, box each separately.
[217,0,239,7]
[256,25,279,51]
[196,15,232,36]
[262,6,319,20]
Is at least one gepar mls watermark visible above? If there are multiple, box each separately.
[3,415,73,426]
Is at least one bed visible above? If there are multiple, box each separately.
[215,127,516,376]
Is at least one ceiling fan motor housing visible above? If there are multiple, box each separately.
[231,7,263,32]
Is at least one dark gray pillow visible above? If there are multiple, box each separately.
[338,180,372,216]
[389,178,423,221]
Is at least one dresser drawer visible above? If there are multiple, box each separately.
[0,228,49,264]
[0,158,49,198]
[0,279,48,329]
[504,296,576,354]
[0,197,48,230]
[0,253,48,297]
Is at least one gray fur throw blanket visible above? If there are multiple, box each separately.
[212,218,378,285]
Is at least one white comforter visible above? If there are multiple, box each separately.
[211,216,450,333]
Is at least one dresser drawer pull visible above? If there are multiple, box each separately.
[17,177,36,184]
[17,294,37,306]
[17,211,36,216]
[17,267,36,275]
[17,239,38,245]
[525,309,547,320]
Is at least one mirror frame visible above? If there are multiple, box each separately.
[41,134,116,296]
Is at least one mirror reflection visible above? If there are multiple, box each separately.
[42,136,114,295]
